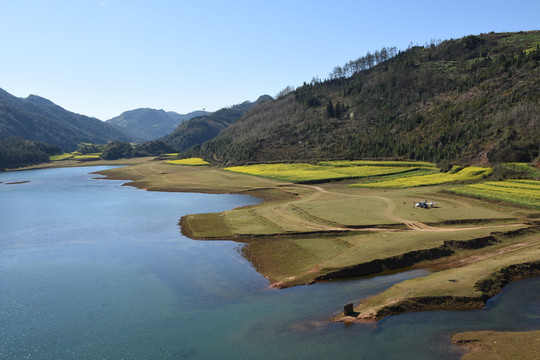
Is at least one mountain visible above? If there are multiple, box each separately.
[187,31,540,166]
[106,108,210,142]
[162,95,272,151]
[0,88,131,151]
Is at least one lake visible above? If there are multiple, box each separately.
[1,166,539,359]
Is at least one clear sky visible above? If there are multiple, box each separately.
[1,0,539,120]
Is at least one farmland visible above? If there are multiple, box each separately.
[50,152,101,161]
[503,163,540,179]
[50,152,100,160]
[224,160,437,183]
[350,166,493,188]
[317,160,437,168]
[96,158,540,324]
[165,157,209,166]
[448,180,540,208]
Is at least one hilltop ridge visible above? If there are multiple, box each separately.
[184,31,540,167]
[0,88,132,151]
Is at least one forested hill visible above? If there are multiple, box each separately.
[186,31,540,166]
[162,95,272,151]
[106,108,210,142]
[0,88,132,151]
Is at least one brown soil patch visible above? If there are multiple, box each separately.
[429,242,532,271]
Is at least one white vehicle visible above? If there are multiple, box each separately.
[415,201,437,208]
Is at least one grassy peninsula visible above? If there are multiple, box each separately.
[96,159,540,325]
[452,330,540,360]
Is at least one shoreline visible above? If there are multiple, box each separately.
[452,330,540,359]
[90,159,540,323]
[10,158,540,359]
[332,257,540,324]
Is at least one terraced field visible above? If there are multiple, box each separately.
[351,166,493,188]
[225,160,437,183]
[449,180,540,207]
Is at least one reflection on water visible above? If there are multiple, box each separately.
[0,166,538,359]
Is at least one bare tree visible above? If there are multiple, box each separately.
[365,51,374,68]
[374,50,381,65]
[328,45,399,79]
[276,85,295,98]
[329,65,343,79]
[380,47,388,62]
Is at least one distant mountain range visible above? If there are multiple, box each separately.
[0,86,212,150]
[0,88,131,151]
[106,108,210,142]
[162,95,272,151]
[3,31,538,167]
[0,83,268,154]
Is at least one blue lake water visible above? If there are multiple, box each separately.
[0,166,539,359]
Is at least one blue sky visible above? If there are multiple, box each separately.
[1,0,539,120]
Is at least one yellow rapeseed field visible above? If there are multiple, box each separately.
[350,166,493,188]
[318,160,437,168]
[165,158,210,166]
[224,163,420,182]
[50,152,102,161]
[449,179,540,207]
[50,153,75,161]
[73,153,101,159]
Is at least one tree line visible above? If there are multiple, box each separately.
[328,46,399,79]
[0,137,61,169]
[99,140,175,160]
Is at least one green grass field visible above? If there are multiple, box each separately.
[97,160,286,193]
[293,187,513,227]
[290,225,528,286]
[504,162,540,179]
[348,235,540,321]
[452,330,540,360]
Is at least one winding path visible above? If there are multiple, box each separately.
[252,183,523,233]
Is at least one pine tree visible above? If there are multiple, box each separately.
[335,102,342,118]
[327,100,335,118]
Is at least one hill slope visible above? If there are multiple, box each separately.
[189,31,540,166]
[106,108,210,142]
[162,95,272,151]
[0,88,131,151]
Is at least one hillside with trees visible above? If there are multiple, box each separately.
[0,88,132,151]
[99,139,175,160]
[184,31,540,167]
[0,137,61,169]
[106,108,210,142]
[162,95,272,151]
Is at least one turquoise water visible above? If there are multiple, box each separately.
[0,166,538,359]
